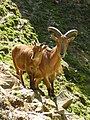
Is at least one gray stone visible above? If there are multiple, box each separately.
[42,112,52,118]
[62,99,73,109]
[43,98,56,108]
[9,95,24,108]
[52,112,62,120]
[35,102,43,112]
[43,104,50,112]
[78,117,85,120]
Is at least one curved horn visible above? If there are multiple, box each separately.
[48,26,63,37]
[64,29,78,38]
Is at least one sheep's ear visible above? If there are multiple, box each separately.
[68,37,75,42]
[31,52,35,60]
[42,45,47,49]
[40,43,47,50]
[32,40,36,46]
[40,42,46,46]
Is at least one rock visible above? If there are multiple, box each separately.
[0,61,85,120]
[0,86,7,95]
[35,103,43,112]
[0,62,20,89]
[57,98,73,110]
[0,73,14,89]
[28,112,51,120]
[58,107,64,114]
[43,104,50,112]
[56,90,73,109]
[0,110,8,120]
[43,97,56,108]
[50,109,63,120]
[17,88,35,103]
[52,112,62,120]
[62,110,81,120]
[9,95,24,108]
[57,90,72,100]
[0,95,10,110]
[31,98,43,112]
[78,117,85,120]
[42,112,52,118]
[62,99,73,109]
[10,110,28,120]
[24,102,33,112]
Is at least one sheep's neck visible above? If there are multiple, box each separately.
[50,40,61,62]
[37,40,61,77]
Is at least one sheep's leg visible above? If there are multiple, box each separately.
[43,77,52,96]
[49,74,55,97]
[12,58,19,75]
[19,70,25,88]
[12,59,24,86]
[50,81,55,97]
[34,79,45,96]
[26,66,35,89]
[29,74,35,89]
[29,74,33,89]
[12,59,21,80]
[35,78,41,89]
[15,67,19,75]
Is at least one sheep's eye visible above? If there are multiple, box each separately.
[38,47,41,51]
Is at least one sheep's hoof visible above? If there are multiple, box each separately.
[33,89,45,96]
[20,84,26,89]
[48,91,55,97]
[49,92,55,97]
[38,89,45,96]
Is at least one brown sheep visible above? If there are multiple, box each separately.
[12,43,46,88]
[12,27,78,97]
[31,27,78,96]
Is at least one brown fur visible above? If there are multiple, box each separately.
[32,35,63,96]
[12,27,78,97]
[12,44,46,88]
[30,27,78,96]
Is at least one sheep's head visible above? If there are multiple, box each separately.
[48,27,78,58]
[31,42,46,62]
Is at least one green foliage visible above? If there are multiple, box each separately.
[68,100,90,119]
[0,0,39,66]
[65,81,90,119]
[0,5,7,16]
[69,102,87,116]
[13,91,23,98]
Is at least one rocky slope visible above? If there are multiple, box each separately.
[0,0,90,120]
[0,62,85,120]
